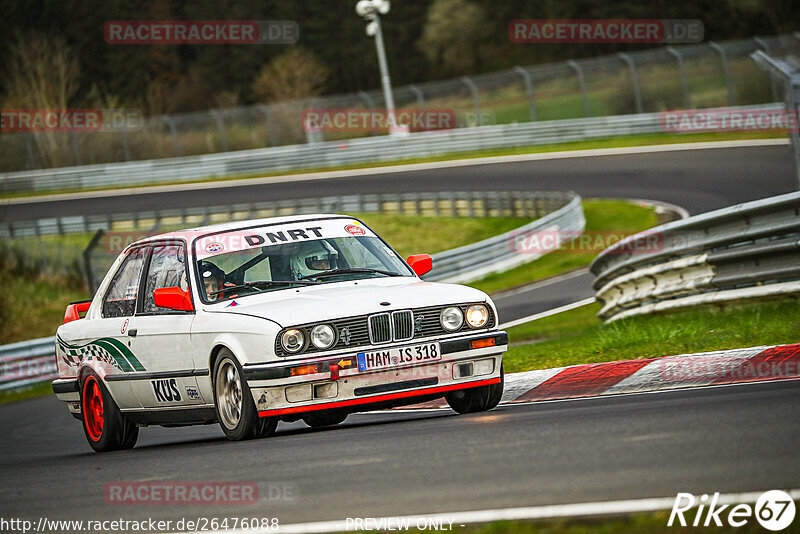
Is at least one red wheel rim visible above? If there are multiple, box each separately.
[82,376,104,442]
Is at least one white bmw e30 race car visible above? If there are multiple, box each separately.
[52,214,507,452]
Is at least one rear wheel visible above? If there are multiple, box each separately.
[213,349,276,441]
[302,411,348,428]
[81,373,138,452]
[445,363,504,414]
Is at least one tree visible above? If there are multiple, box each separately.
[2,31,80,167]
[251,48,329,103]
[417,0,491,76]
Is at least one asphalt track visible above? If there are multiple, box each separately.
[1,381,798,526]
[1,143,798,528]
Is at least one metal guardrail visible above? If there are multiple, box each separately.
[426,193,584,283]
[590,191,800,321]
[0,103,783,195]
[1,190,584,391]
[0,337,57,391]
[2,33,798,173]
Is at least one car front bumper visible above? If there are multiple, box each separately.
[244,331,507,418]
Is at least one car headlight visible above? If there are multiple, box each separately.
[281,329,305,353]
[310,324,336,349]
[466,304,489,328]
[440,306,464,331]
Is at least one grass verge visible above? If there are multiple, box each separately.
[352,213,530,259]
[503,297,800,373]
[0,382,54,406]
[1,131,782,200]
[470,199,659,295]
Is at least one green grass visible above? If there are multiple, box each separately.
[1,130,783,200]
[353,213,531,259]
[503,298,800,373]
[470,200,660,294]
[0,269,89,345]
[0,382,54,406]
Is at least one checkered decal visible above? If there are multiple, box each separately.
[56,335,146,373]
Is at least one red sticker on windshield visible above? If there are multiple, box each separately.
[345,225,366,236]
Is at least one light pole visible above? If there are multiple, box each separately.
[356,0,403,134]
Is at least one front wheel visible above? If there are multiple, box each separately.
[213,350,276,441]
[445,363,504,414]
[81,372,138,452]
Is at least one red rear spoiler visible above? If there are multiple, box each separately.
[64,300,92,324]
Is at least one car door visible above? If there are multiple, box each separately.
[126,241,203,409]
[87,246,150,410]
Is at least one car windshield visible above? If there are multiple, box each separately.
[194,228,413,303]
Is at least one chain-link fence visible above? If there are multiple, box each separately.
[2,33,798,173]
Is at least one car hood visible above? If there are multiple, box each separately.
[204,277,490,327]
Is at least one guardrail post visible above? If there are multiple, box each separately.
[305,98,325,143]
[751,50,800,187]
[358,92,379,136]
[83,229,105,296]
[24,135,37,169]
[618,53,643,114]
[256,104,278,147]
[754,37,780,102]
[408,85,426,108]
[161,116,182,157]
[70,132,83,166]
[120,129,131,161]
[567,60,591,117]
[710,42,736,106]
[667,47,692,109]
[210,110,229,152]
[461,76,482,126]
[513,66,538,122]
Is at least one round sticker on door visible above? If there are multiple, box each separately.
[345,225,366,236]
[205,242,224,253]
[121,318,129,335]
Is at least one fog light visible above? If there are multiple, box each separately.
[473,358,495,377]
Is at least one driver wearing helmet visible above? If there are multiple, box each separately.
[289,240,339,279]
[199,261,225,301]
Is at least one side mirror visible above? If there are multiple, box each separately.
[153,287,194,311]
[406,254,433,277]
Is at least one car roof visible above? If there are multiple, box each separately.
[131,213,351,247]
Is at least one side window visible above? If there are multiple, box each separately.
[143,244,188,313]
[102,248,146,318]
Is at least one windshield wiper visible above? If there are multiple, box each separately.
[210,280,318,297]
[300,268,402,280]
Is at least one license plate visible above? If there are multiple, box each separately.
[357,342,441,372]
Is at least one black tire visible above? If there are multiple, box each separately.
[213,349,274,441]
[302,411,348,428]
[445,363,504,414]
[80,371,138,452]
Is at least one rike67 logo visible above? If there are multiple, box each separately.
[669,491,796,531]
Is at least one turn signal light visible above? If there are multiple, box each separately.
[471,338,497,349]
[290,364,319,377]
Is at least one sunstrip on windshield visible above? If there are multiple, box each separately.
[194,219,376,259]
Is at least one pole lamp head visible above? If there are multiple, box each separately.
[356,0,390,18]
